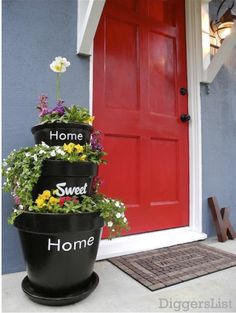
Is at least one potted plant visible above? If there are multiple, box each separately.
[31,57,94,146]
[3,142,128,305]
[2,57,129,306]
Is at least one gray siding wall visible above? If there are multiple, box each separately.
[2,0,236,274]
[2,0,89,274]
[201,0,236,236]
[201,49,236,236]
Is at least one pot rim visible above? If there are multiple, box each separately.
[16,211,100,216]
[40,159,98,176]
[31,122,93,134]
[14,211,104,234]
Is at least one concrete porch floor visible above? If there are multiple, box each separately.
[2,238,236,312]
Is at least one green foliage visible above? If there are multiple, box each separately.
[8,194,129,239]
[7,210,23,225]
[2,142,106,209]
[40,105,94,124]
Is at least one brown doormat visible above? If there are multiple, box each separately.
[108,242,236,291]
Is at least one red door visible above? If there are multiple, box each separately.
[93,0,189,236]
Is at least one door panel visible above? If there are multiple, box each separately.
[105,18,139,110]
[94,0,189,236]
[148,31,176,116]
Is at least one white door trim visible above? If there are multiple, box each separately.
[97,227,206,260]
[86,0,207,259]
[185,0,203,234]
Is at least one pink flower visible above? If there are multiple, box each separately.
[14,196,21,205]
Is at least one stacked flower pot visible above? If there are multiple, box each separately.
[3,57,128,306]
[14,122,104,306]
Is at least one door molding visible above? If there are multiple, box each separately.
[80,0,207,258]
[185,0,203,234]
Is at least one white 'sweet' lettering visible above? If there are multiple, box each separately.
[48,237,95,252]
[56,182,88,196]
[49,131,83,141]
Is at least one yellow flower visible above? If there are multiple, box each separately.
[74,144,84,154]
[84,116,95,124]
[48,196,59,205]
[79,154,87,161]
[63,143,75,154]
[35,196,45,208]
[41,190,51,200]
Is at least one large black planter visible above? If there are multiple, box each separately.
[33,160,98,200]
[14,212,104,305]
[31,122,93,146]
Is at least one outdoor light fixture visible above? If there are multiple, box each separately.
[210,0,236,44]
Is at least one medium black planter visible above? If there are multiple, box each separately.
[31,122,93,146]
[14,212,104,305]
[32,160,98,200]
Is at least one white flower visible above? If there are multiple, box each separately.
[39,150,46,154]
[123,217,127,223]
[41,141,49,148]
[121,212,125,218]
[50,56,70,73]
[55,56,70,67]
[33,155,37,161]
[56,148,65,155]
[19,205,24,210]
[116,212,121,218]
[115,201,121,208]
[25,152,31,157]
[3,162,7,167]
[107,221,113,227]
[50,151,56,157]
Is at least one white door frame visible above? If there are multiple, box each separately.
[77,0,207,259]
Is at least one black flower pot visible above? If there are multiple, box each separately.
[14,212,104,305]
[32,160,98,200]
[31,122,93,146]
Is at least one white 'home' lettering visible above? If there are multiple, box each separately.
[49,131,83,141]
[47,237,95,252]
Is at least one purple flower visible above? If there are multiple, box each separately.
[37,95,48,109]
[39,107,50,117]
[91,131,104,151]
[92,176,103,193]
[52,99,65,116]
[37,95,50,116]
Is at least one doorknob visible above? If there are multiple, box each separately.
[180,114,191,122]
[180,87,188,95]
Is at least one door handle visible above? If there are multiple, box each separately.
[180,114,191,122]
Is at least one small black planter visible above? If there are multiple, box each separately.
[31,122,93,146]
[14,212,104,305]
[33,160,98,200]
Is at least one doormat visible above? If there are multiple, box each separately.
[108,242,236,291]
